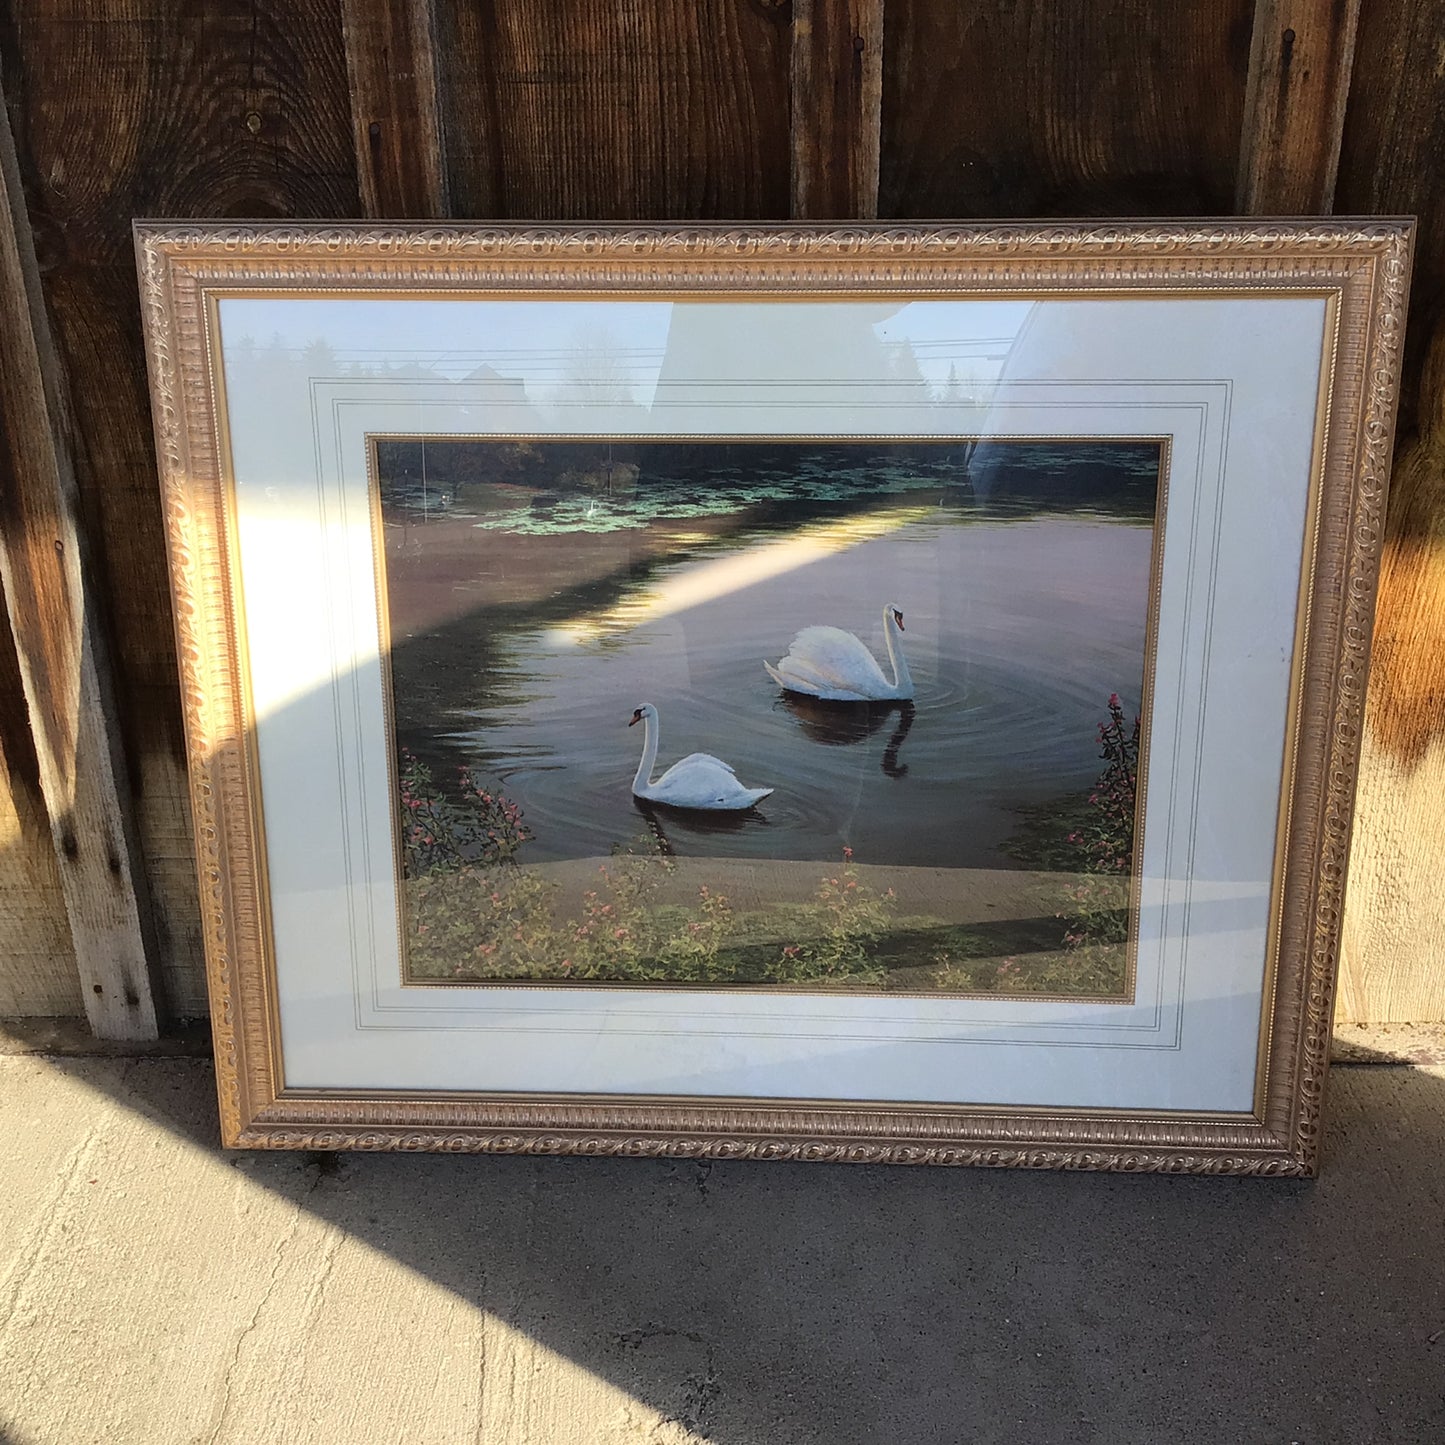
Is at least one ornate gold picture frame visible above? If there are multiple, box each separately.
[136,220,1411,1174]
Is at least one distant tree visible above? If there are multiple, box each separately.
[301,337,340,376]
[886,339,934,402]
[940,363,964,407]
[566,325,637,407]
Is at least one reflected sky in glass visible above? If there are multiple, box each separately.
[219,298,1036,408]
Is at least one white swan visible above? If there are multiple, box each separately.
[764,603,914,702]
[628,703,774,811]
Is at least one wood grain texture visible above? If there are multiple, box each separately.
[790,0,884,219]
[0,81,158,1038]
[1338,317,1445,1020]
[0,0,1439,1037]
[1333,0,1445,1022]
[1336,0,1445,439]
[0,592,78,1016]
[433,0,792,220]
[341,0,448,217]
[1236,0,1361,213]
[0,0,361,1018]
[880,0,1254,218]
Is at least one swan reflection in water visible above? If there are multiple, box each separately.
[632,796,766,856]
[777,696,916,778]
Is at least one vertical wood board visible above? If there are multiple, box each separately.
[879,0,1254,218]
[0,77,157,1038]
[433,0,792,220]
[1334,0,1445,1021]
[0,591,78,1015]
[0,0,1441,1027]
[0,0,361,1017]
[790,0,884,220]
[1236,0,1362,214]
[341,0,448,218]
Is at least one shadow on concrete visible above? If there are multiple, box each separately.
[25,1045,1445,1444]
[9,395,1440,1437]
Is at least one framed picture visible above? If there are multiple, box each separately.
[136,220,1411,1173]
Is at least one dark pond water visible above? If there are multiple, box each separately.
[383,445,1158,872]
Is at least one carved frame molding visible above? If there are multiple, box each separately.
[134,220,1412,1173]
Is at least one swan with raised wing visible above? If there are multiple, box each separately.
[764,603,914,702]
[628,703,774,811]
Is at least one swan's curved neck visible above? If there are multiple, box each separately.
[633,713,659,793]
[883,611,912,696]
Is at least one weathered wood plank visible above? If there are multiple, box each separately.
[1336,0,1445,437]
[1236,0,1362,213]
[790,0,884,219]
[1339,343,1445,1020]
[433,0,791,219]
[1,0,360,1019]
[341,0,448,217]
[0,83,158,1039]
[1333,0,1445,1022]
[881,0,1253,218]
[0,586,79,1016]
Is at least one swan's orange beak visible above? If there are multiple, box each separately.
[893,610,905,631]
[628,710,642,726]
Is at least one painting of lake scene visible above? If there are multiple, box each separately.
[376,436,1161,996]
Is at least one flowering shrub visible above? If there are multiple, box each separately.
[562,850,673,981]
[397,751,554,978]
[931,936,1126,996]
[402,819,904,987]
[398,752,531,875]
[658,882,736,982]
[983,692,1142,993]
[1054,694,1138,951]
[768,847,896,985]
[1063,694,1139,876]
[410,864,559,979]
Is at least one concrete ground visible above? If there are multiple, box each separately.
[1,1050,1442,1445]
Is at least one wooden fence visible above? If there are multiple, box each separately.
[0,0,1440,1037]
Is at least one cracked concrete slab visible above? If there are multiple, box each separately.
[1,1054,1443,1444]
